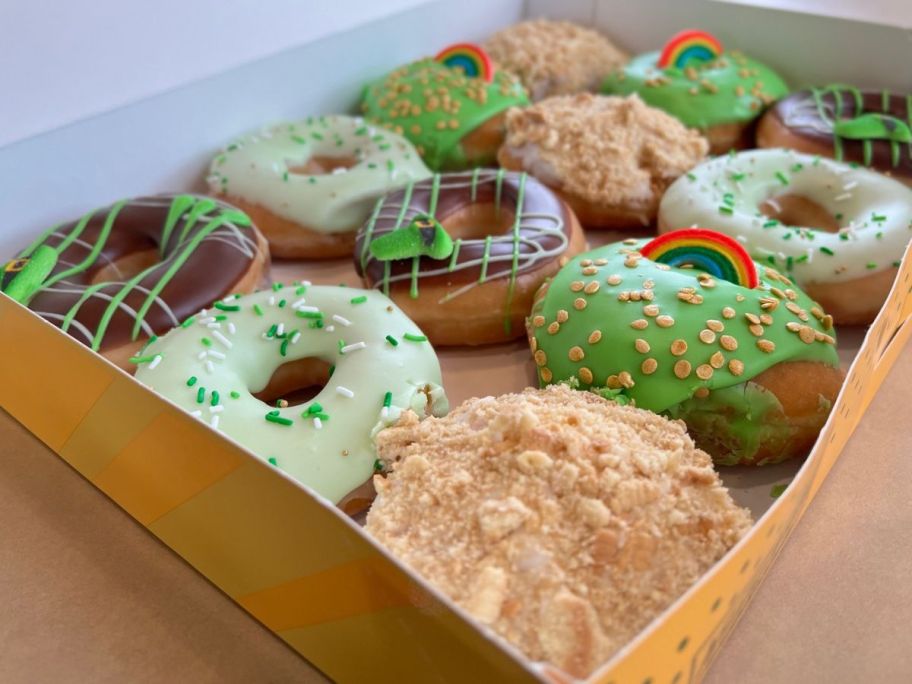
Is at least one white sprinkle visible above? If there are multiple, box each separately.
[843,181,858,191]
[197,350,208,360]
[834,193,852,202]
[212,330,233,349]
[766,197,782,213]
[227,322,237,335]
[221,295,236,303]
[324,325,335,333]
[313,417,323,430]
[205,360,215,373]
[300,280,312,286]
[268,296,276,306]
[210,415,220,430]
[336,386,355,398]
[292,297,308,309]
[290,331,301,344]
[331,167,348,175]
[381,406,389,418]
[190,410,203,418]
[297,305,320,313]
[736,234,748,244]
[207,349,226,360]
[198,316,216,325]
[276,323,285,337]
[209,405,224,414]
[206,322,222,329]
[340,341,366,354]
[198,308,208,316]
[148,354,163,370]
[206,174,220,184]
[332,314,352,327]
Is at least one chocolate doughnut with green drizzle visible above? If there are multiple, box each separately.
[528,238,842,466]
[758,85,912,179]
[354,169,585,345]
[3,195,268,370]
[360,57,529,170]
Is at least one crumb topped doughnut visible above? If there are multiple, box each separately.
[497,94,708,227]
[366,385,752,678]
[485,19,627,101]
[528,235,843,465]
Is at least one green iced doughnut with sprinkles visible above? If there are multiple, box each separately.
[601,29,788,153]
[360,43,529,170]
[134,284,448,512]
[528,231,843,466]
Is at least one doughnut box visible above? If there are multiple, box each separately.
[1,0,910,681]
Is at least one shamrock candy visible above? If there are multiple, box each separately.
[1,245,58,304]
[834,113,912,143]
[369,214,454,261]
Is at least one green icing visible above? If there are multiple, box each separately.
[369,214,454,261]
[833,113,912,143]
[601,50,789,129]
[1,245,58,304]
[530,239,839,415]
[361,58,528,170]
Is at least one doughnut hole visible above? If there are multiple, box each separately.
[252,356,332,407]
[440,202,516,240]
[90,248,159,284]
[759,194,840,233]
[288,155,359,176]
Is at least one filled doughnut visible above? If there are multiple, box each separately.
[527,231,843,466]
[485,19,627,101]
[602,30,788,154]
[208,115,430,259]
[0,194,268,371]
[757,85,912,182]
[360,43,528,171]
[657,148,912,324]
[497,93,708,228]
[353,169,585,345]
[134,285,448,514]
[366,385,752,678]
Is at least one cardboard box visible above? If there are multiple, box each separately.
[2,1,911,681]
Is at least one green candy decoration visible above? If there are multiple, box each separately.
[1,245,58,304]
[369,215,454,261]
[833,113,912,143]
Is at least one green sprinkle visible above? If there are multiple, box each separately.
[385,335,399,346]
[196,387,206,404]
[211,391,220,406]
[373,459,384,472]
[214,301,240,312]
[762,219,779,228]
[876,231,884,239]
[282,171,289,182]
[253,304,264,316]
[867,262,878,269]
[383,391,392,408]
[820,246,835,256]
[729,172,746,181]
[893,260,902,267]
[296,310,323,319]
[312,412,330,421]
[350,295,368,304]
[280,339,289,357]
[200,337,212,347]
[835,213,843,220]
[770,483,788,498]
[338,339,345,352]
[718,205,734,215]
[766,255,777,265]
[291,134,307,144]
[386,159,395,171]
[306,403,323,415]
[872,214,887,222]
[775,171,789,185]
[267,323,278,337]
[796,254,809,263]
[264,412,293,426]
[849,161,860,168]
[272,282,284,291]
[311,132,324,141]
[403,333,427,342]
[128,354,158,365]
[186,376,197,387]
[367,163,377,170]
[790,163,804,172]
[839,233,849,241]
[181,316,196,328]
[328,364,335,378]
[214,314,227,322]
[268,457,278,466]
[722,192,734,206]
[355,126,368,136]
[278,299,286,308]
[230,391,241,399]
[295,285,307,295]
[308,177,317,184]
[782,232,792,240]
[308,319,324,329]
[686,173,697,181]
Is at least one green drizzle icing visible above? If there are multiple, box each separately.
[1,245,58,303]
[833,113,912,143]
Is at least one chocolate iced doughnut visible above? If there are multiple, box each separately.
[354,170,585,345]
[2,194,268,370]
[757,86,912,182]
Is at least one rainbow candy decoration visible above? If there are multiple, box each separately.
[641,229,759,289]
[657,29,724,69]
[434,42,494,82]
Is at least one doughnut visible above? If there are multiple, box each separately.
[497,94,708,228]
[353,169,585,345]
[527,231,843,466]
[0,194,268,371]
[602,30,788,154]
[360,44,528,171]
[757,85,912,183]
[134,284,448,514]
[657,149,912,324]
[208,115,430,259]
[366,385,752,678]
[485,19,628,101]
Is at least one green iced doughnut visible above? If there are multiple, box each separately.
[135,284,448,509]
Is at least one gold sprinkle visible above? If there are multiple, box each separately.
[735,294,746,302]
[822,314,834,330]
[720,335,738,351]
[694,387,710,399]
[799,326,816,344]
[532,315,545,328]
[618,291,630,302]
[607,274,622,285]
[547,322,560,335]
[656,315,675,328]
[710,351,725,369]
[670,339,688,356]
[582,265,598,276]
[579,367,594,384]
[770,286,787,299]
[635,338,650,354]
[759,313,773,326]
[622,238,639,245]
[749,324,765,336]
[706,319,724,332]
[624,257,640,269]
[630,319,649,330]
[810,306,825,320]
[556,310,569,323]
[641,290,655,301]
[580,259,593,267]
[643,279,655,289]
[696,364,714,380]
[643,304,660,317]
[674,359,692,379]
[540,367,553,382]
[569,346,585,361]
[757,339,776,353]
[699,329,716,344]
[759,296,779,311]
[745,312,761,325]
[641,358,658,375]
[569,281,584,292]
[630,291,642,302]
[722,306,736,319]
[618,371,635,388]
[594,258,608,266]
[588,330,602,344]
[534,350,547,366]
[656,264,671,271]
[785,289,798,301]
[729,359,744,376]
[786,321,802,332]
[606,374,621,389]
[574,297,587,310]
[584,281,600,295]
[698,276,716,289]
